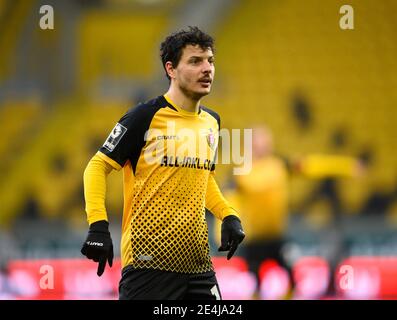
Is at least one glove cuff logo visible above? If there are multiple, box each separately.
[86,241,104,247]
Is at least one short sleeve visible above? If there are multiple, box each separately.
[98,102,162,172]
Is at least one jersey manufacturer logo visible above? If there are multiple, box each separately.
[103,123,127,152]
[156,135,180,140]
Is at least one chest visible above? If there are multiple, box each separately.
[140,113,218,170]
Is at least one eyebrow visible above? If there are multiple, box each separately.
[188,55,214,60]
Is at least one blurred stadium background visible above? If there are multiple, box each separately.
[1,0,397,300]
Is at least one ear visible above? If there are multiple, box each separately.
[165,61,176,79]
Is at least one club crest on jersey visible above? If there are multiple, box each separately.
[206,128,216,150]
[103,123,127,152]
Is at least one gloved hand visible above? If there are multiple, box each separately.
[218,215,245,260]
[81,220,114,276]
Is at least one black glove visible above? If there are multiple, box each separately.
[218,215,245,260]
[81,220,114,276]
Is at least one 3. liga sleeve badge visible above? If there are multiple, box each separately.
[103,123,127,152]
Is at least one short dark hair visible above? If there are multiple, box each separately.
[160,26,215,80]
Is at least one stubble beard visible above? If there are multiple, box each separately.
[179,82,210,102]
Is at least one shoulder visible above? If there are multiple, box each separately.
[200,106,221,127]
[120,96,167,124]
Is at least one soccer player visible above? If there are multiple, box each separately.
[81,26,245,300]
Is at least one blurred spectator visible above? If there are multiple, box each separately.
[290,89,313,131]
[224,126,291,298]
[293,133,371,296]
[297,132,370,220]
[330,127,349,150]
[223,125,368,298]
[295,153,367,219]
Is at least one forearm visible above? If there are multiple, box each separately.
[206,174,239,220]
[83,153,113,225]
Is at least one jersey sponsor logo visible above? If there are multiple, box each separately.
[160,155,213,170]
[103,123,127,152]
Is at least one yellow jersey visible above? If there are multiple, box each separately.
[97,95,223,273]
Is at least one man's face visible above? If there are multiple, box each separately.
[171,45,215,100]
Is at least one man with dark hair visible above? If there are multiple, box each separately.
[81,26,245,300]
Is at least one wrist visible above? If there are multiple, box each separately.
[89,220,109,233]
[221,207,239,221]
[222,215,241,223]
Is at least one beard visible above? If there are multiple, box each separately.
[179,81,210,101]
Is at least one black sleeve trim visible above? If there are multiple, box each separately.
[99,96,165,174]
[201,106,221,130]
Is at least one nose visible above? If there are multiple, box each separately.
[202,59,212,72]
[202,60,213,74]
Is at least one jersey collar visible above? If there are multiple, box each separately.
[163,94,201,116]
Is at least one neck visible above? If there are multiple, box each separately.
[165,85,201,113]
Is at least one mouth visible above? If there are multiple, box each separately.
[198,78,212,86]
